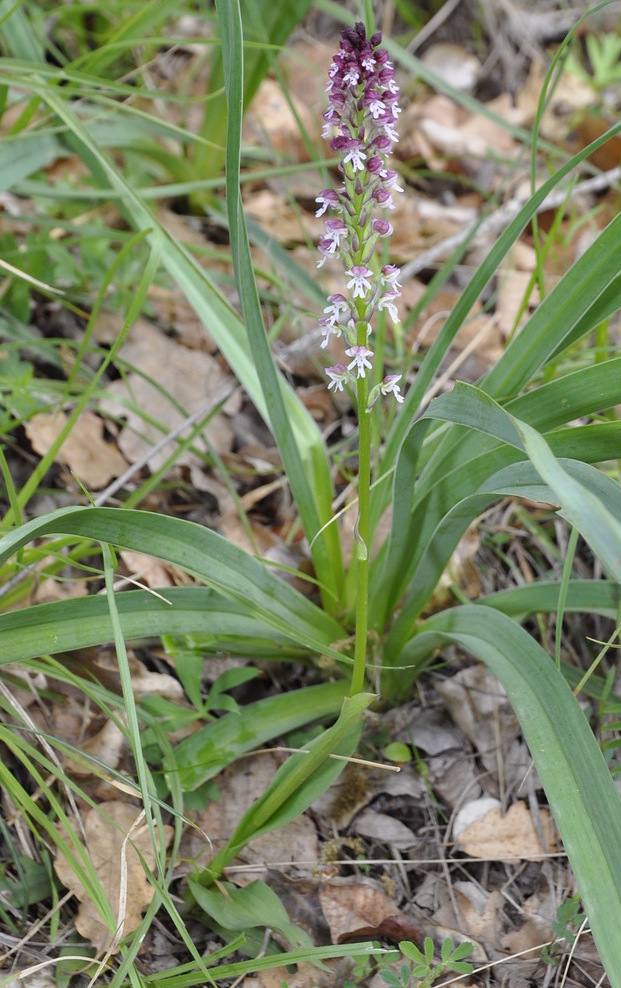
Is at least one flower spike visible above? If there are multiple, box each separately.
[317,21,404,405]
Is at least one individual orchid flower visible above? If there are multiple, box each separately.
[346,264,373,299]
[326,363,352,392]
[346,345,374,378]
[367,374,405,410]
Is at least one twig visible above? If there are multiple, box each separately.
[400,164,621,281]
[407,0,465,55]
[94,385,234,506]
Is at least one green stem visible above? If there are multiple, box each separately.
[351,367,370,695]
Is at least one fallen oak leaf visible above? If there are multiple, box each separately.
[26,409,128,490]
[54,801,173,954]
[454,799,557,861]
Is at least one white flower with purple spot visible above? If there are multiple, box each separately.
[326,363,350,391]
[367,374,404,411]
[381,374,404,401]
[369,98,386,119]
[315,188,342,217]
[381,264,402,289]
[382,121,399,143]
[342,141,367,172]
[323,218,348,253]
[319,318,342,349]
[346,345,374,378]
[323,293,350,325]
[343,66,360,86]
[346,265,373,298]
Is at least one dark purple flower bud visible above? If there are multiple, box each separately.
[366,155,383,173]
[328,91,346,111]
[372,188,391,206]
[331,134,351,153]
[372,135,392,153]
[372,218,392,237]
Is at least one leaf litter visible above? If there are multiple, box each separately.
[4,3,621,986]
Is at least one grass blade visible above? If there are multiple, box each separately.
[214,0,343,604]
[0,507,346,657]
[0,589,307,664]
[172,681,349,791]
[199,692,374,880]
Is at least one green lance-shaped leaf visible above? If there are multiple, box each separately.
[403,605,621,987]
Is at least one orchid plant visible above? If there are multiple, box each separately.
[2,2,621,982]
[315,21,404,695]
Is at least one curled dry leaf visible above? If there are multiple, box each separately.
[54,801,173,954]
[318,877,421,947]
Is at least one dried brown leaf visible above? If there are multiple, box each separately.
[64,718,126,777]
[420,43,481,93]
[99,320,233,470]
[54,801,173,954]
[318,878,398,944]
[26,409,128,489]
[455,800,557,861]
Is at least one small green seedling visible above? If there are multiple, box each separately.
[380,936,474,987]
